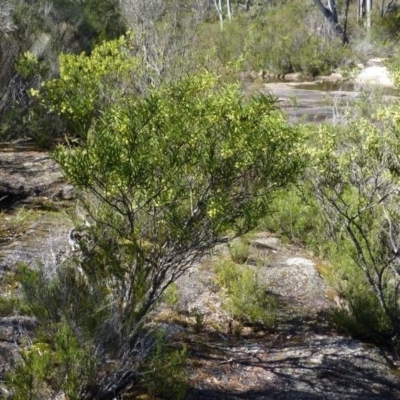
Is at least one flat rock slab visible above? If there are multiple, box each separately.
[261,255,334,316]
[262,82,397,124]
[262,82,357,124]
[186,332,400,399]
[175,234,400,399]
[355,65,394,86]
[0,212,72,271]
[0,144,75,381]
[0,316,38,374]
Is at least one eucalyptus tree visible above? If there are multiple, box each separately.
[118,0,209,88]
[380,0,399,16]
[358,0,373,28]
[313,0,348,42]
[214,0,232,29]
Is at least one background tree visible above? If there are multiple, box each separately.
[0,0,126,142]
[358,0,373,28]
[213,0,232,29]
[380,0,399,17]
[313,0,349,42]
[118,0,209,88]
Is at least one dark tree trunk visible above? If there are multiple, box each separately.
[343,0,351,44]
[313,0,349,43]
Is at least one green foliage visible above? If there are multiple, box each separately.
[9,37,303,397]
[78,0,124,42]
[371,6,400,44]
[7,322,97,400]
[12,0,124,49]
[389,57,400,88]
[31,34,140,138]
[141,335,188,400]
[14,51,48,80]
[6,265,98,399]
[304,91,400,344]
[6,261,188,399]
[194,4,349,78]
[260,184,325,249]
[330,277,393,344]
[352,85,390,119]
[319,240,394,343]
[50,66,303,322]
[191,309,205,333]
[162,282,180,308]
[211,17,247,67]
[5,259,129,398]
[214,260,278,327]
[7,342,53,400]
[0,0,127,143]
[258,83,400,348]
[0,297,20,317]
[0,267,30,316]
[242,5,347,76]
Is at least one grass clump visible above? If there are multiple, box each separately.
[162,282,180,309]
[323,243,395,346]
[228,239,250,264]
[214,259,277,328]
[260,185,325,250]
[0,208,37,244]
[141,334,188,400]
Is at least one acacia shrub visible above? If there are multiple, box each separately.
[6,39,304,397]
[304,101,400,348]
[52,71,303,324]
[262,87,400,347]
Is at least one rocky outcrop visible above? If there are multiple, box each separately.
[0,141,75,209]
[253,58,395,89]
[262,79,398,125]
[0,143,74,381]
[0,142,74,270]
[176,234,400,399]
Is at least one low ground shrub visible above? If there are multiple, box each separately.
[5,262,188,399]
[214,259,278,328]
[141,335,187,400]
[259,185,324,249]
[323,242,394,345]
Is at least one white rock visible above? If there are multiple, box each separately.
[355,64,394,87]
[285,257,315,268]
